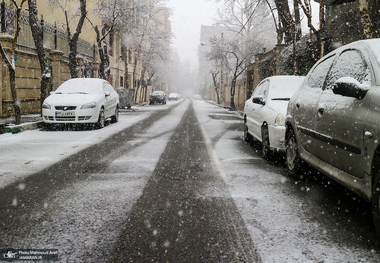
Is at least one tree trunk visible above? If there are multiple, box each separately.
[274,0,293,45]
[0,0,26,124]
[9,67,21,124]
[66,0,87,79]
[211,72,220,104]
[359,0,372,39]
[28,0,52,113]
[94,26,108,80]
[230,77,236,110]
[293,0,302,41]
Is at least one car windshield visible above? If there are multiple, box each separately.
[269,78,304,100]
[56,80,102,94]
[152,91,163,95]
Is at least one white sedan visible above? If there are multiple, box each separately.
[42,78,120,129]
[244,75,305,159]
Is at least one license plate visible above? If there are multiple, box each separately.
[55,111,75,117]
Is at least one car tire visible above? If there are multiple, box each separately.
[286,128,301,174]
[244,124,253,143]
[372,167,380,233]
[111,105,119,123]
[262,127,271,160]
[96,108,105,129]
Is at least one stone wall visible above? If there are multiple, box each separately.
[0,34,99,118]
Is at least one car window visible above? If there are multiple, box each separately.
[253,80,269,99]
[106,83,114,93]
[260,81,269,101]
[326,49,371,90]
[306,54,335,90]
[252,81,264,97]
[268,78,304,99]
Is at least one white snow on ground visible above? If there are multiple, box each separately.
[0,105,158,188]
[2,101,191,262]
[193,101,380,263]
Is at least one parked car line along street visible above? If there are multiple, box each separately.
[149,91,167,105]
[285,38,380,232]
[244,75,305,159]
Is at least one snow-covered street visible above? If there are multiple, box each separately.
[1,100,379,262]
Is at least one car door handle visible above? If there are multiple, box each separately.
[318,108,324,114]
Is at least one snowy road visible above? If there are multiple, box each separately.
[0,99,380,262]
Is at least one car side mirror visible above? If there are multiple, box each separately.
[252,96,265,105]
[332,77,369,100]
[105,91,111,97]
[50,91,56,95]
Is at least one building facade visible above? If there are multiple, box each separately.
[0,0,171,118]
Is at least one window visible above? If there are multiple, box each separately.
[120,76,124,87]
[306,55,335,89]
[326,49,370,90]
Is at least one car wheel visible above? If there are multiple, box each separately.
[111,105,119,123]
[96,108,105,129]
[262,127,271,160]
[372,167,380,233]
[244,124,253,143]
[286,128,301,174]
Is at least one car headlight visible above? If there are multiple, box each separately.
[81,102,97,109]
[275,113,285,126]
[42,102,51,109]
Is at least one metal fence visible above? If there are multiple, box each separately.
[1,3,95,61]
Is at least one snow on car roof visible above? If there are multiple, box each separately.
[56,78,104,94]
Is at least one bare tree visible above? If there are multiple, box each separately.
[297,0,325,60]
[206,36,256,110]
[88,0,122,80]
[211,70,221,104]
[213,0,276,108]
[123,0,171,103]
[0,0,26,124]
[27,0,53,113]
[48,0,87,78]
[66,0,87,78]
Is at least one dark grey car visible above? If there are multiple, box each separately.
[149,91,167,105]
[285,39,380,232]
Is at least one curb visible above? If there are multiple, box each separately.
[2,121,44,134]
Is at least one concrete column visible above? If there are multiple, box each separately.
[92,61,100,78]
[51,50,64,91]
[76,56,84,78]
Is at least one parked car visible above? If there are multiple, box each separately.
[284,38,380,232]
[42,78,119,129]
[168,93,181,101]
[150,91,166,104]
[244,75,305,159]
